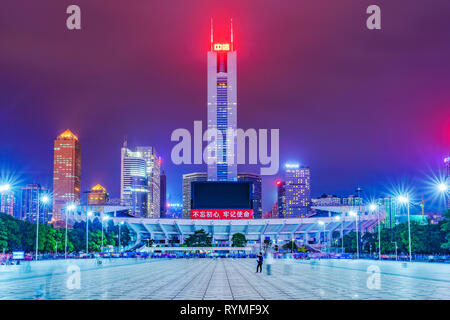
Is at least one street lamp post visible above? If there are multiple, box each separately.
[407,201,412,262]
[349,210,359,258]
[35,194,50,261]
[318,221,325,252]
[369,203,381,260]
[35,195,40,260]
[65,204,76,259]
[119,221,124,253]
[397,195,412,262]
[335,215,343,253]
[101,216,108,253]
[86,211,93,255]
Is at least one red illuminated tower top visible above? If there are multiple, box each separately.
[210,18,234,52]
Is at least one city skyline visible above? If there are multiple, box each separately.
[0,2,449,213]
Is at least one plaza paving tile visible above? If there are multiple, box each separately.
[0,258,449,300]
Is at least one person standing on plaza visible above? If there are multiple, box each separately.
[266,251,274,275]
[256,252,263,273]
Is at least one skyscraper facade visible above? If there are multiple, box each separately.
[160,170,167,218]
[277,181,286,218]
[0,190,16,217]
[52,129,81,225]
[120,144,148,217]
[20,184,50,223]
[278,165,311,218]
[237,172,262,219]
[136,146,161,218]
[376,197,399,229]
[207,21,237,181]
[182,172,207,218]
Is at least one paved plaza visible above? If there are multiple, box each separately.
[1,258,449,300]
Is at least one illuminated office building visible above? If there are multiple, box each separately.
[136,146,160,218]
[88,184,109,205]
[182,172,207,218]
[207,20,237,181]
[237,172,262,219]
[278,164,311,218]
[0,190,16,217]
[20,184,50,223]
[52,129,81,225]
[120,143,148,217]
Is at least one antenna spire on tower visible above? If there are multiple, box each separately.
[230,18,234,51]
[210,18,214,51]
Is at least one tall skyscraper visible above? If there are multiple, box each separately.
[182,172,207,218]
[120,143,148,217]
[88,184,109,205]
[207,20,237,181]
[237,172,262,219]
[277,181,286,218]
[52,129,81,225]
[136,146,161,218]
[120,143,160,218]
[0,190,16,217]
[160,170,167,218]
[278,164,311,218]
[20,184,50,223]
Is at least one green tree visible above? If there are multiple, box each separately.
[184,229,212,247]
[231,233,247,247]
[440,210,450,250]
[0,218,8,251]
[282,240,298,252]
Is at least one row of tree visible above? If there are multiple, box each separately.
[0,212,133,253]
[339,211,450,254]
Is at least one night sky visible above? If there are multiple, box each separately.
[0,1,449,212]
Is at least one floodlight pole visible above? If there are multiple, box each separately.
[35,195,40,260]
[407,202,412,262]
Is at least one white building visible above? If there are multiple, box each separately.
[120,143,160,218]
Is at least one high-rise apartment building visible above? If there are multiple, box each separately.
[20,184,50,223]
[120,144,148,217]
[120,143,160,218]
[278,164,311,218]
[237,172,262,219]
[136,146,160,218]
[52,129,81,225]
[182,172,207,218]
[0,190,16,217]
[207,21,237,181]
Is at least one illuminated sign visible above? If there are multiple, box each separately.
[445,157,450,163]
[191,209,253,219]
[12,251,25,260]
[213,43,230,51]
[285,163,300,169]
